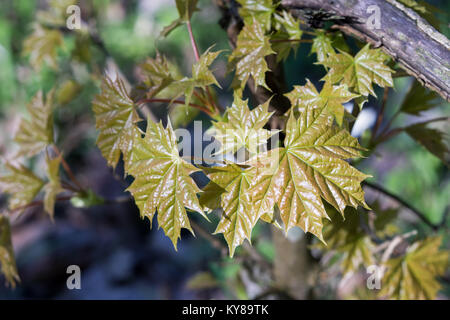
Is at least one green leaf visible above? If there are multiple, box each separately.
[23,24,63,70]
[380,236,449,299]
[272,11,303,62]
[399,80,439,115]
[126,118,208,249]
[321,44,394,100]
[405,120,449,165]
[14,90,54,157]
[43,155,63,219]
[204,164,256,257]
[70,189,104,208]
[199,181,226,212]
[285,79,358,126]
[311,31,335,63]
[237,0,277,32]
[170,48,221,109]
[0,163,44,210]
[36,0,77,26]
[250,107,369,241]
[160,0,199,37]
[229,19,275,90]
[92,76,142,170]
[0,215,20,288]
[209,93,276,156]
[56,80,81,105]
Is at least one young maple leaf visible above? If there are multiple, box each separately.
[237,0,277,32]
[311,30,335,63]
[0,163,44,210]
[203,164,256,257]
[126,118,208,249]
[250,106,369,242]
[161,0,199,37]
[0,215,20,288]
[321,44,394,101]
[285,79,358,126]
[43,155,63,219]
[14,90,54,157]
[209,93,277,156]
[23,24,63,70]
[380,236,449,300]
[170,48,221,109]
[229,19,275,90]
[272,11,303,62]
[92,76,142,170]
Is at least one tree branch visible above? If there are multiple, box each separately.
[282,0,450,101]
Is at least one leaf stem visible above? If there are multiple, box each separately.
[52,146,85,192]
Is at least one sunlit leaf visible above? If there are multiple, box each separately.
[0,215,20,288]
[14,90,54,157]
[229,19,275,90]
[0,163,44,210]
[272,11,303,62]
[380,236,449,299]
[311,30,335,63]
[250,107,369,241]
[92,76,142,169]
[285,79,358,126]
[321,44,394,101]
[126,118,208,249]
[237,0,277,32]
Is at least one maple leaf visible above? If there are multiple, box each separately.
[285,79,358,126]
[199,181,225,213]
[126,118,208,249]
[229,19,275,90]
[209,93,276,156]
[400,80,439,115]
[23,24,63,70]
[237,0,277,32]
[37,0,77,26]
[380,236,449,299]
[43,155,63,219]
[171,48,221,109]
[321,44,394,101]
[250,107,369,241]
[405,120,449,165]
[204,164,256,257]
[0,163,44,210]
[92,76,142,170]
[272,11,303,62]
[311,31,335,63]
[0,215,20,288]
[14,90,54,157]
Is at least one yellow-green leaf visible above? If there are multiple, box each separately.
[23,24,63,70]
[311,30,335,63]
[250,107,369,241]
[0,215,20,287]
[237,0,277,32]
[43,155,63,219]
[0,163,44,210]
[92,76,142,169]
[14,90,54,157]
[321,44,394,100]
[380,236,449,300]
[229,19,275,90]
[209,93,276,156]
[204,164,256,257]
[126,119,208,249]
[272,11,303,62]
[285,79,358,126]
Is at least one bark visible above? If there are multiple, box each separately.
[282,0,450,101]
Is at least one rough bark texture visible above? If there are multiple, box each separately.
[282,0,450,101]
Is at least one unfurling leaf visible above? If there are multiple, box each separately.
[23,24,63,70]
[0,215,20,287]
[161,0,199,37]
[380,236,449,300]
[138,54,179,99]
[14,90,54,157]
[405,120,449,165]
[126,119,208,249]
[92,76,142,169]
[285,79,358,126]
[209,93,276,156]
[0,163,44,210]
[229,19,275,90]
[204,164,256,257]
[43,155,63,219]
[321,44,394,101]
[272,11,303,62]
[250,107,369,242]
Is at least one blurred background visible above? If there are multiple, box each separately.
[0,0,448,299]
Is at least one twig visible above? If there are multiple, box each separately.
[363,181,448,231]
[190,219,227,254]
[372,87,389,141]
[52,146,85,192]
